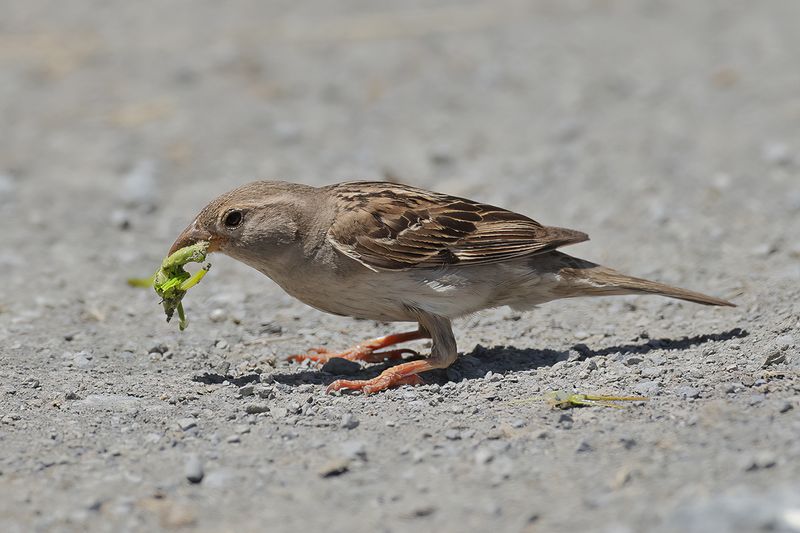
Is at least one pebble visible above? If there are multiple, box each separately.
[749,394,766,405]
[149,344,169,355]
[640,367,663,378]
[744,451,777,471]
[444,429,461,440]
[177,418,197,431]
[773,334,795,350]
[474,448,494,465]
[762,350,786,367]
[633,381,660,397]
[73,352,92,367]
[214,361,231,376]
[226,434,241,444]
[778,402,793,414]
[574,330,589,340]
[237,385,255,397]
[675,386,701,399]
[624,356,643,366]
[340,413,359,429]
[340,441,367,461]
[485,371,503,382]
[110,210,131,230]
[557,413,573,429]
[321,358,361,375]
[257,386,276,399]
[271,407,289,418]
[244,403,269,414]
[184,454,204,484]
[209,309,227,323]
[576,441,593,453]
[318,458,349,478]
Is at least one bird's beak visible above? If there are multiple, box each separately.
[168,222,217,256]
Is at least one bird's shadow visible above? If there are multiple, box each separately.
[268,327,748,388]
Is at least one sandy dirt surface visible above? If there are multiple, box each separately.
[1,1,799,532]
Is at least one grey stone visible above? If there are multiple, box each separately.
[245,403,269,414]
[271,407,289,418]
[475,448,494,465]
[177,418,197,431]
[340,441,367,461]
[676,386,701,399]
[237,385,255,397]
[444,429,461,440]
[640,367,662,378]
[340,413,359,429]
[318,458,349,478]
[576,441,593,453]
[184,454,204,484]
[633,381,660,397]
[744,451,777,471]
[762,350,786,367]
[209,309,227,323]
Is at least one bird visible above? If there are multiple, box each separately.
[168,180,734,394]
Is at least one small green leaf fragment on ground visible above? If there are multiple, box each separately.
[128,241,212,330]
[547,390,648,409]
[506,390,649,409]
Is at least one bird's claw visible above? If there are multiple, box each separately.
[288,346,417,365]
[327,374,425,395]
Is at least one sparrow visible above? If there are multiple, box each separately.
[169,180,734,394]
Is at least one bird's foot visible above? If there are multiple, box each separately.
[288,346,417,365]
[326,359,434,395]
[287,331,424,365]
[547,390,648,409]
[327,374,425,395]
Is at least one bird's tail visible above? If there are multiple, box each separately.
[556,254,735,307]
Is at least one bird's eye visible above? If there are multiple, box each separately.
[223,210,243,228]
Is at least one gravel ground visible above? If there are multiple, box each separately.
[2,2,799,532]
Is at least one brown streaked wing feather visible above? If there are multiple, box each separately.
[325,181,588,271]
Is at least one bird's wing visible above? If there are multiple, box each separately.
[325,182,588,271]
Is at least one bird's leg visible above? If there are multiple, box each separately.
[327,312,456,395]
[288,329,429,365]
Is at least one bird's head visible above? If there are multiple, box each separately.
[168,181,321,272]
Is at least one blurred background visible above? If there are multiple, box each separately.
[2,0,798,279]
